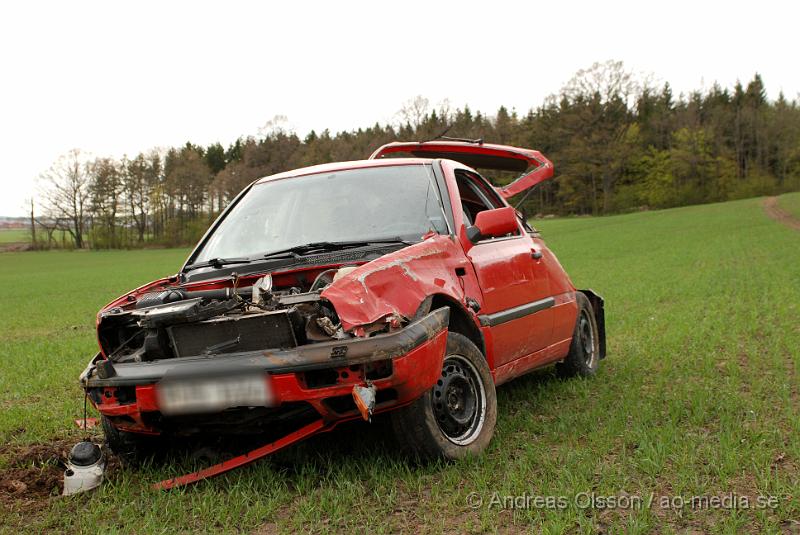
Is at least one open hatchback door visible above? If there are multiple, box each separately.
[369,140,554,199]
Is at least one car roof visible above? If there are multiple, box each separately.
[255,158,435,184]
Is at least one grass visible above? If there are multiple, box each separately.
[778,191,800,219]
[0,229,29,244]
[0,249,190,442]
[1,197,798,533]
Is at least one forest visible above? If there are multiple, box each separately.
[32,61,800,249]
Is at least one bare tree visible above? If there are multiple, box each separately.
[39,149,92,248]
[258,115,291,138]
[562,60,640,106]
[436,98,452,124]
[124,154,155,243]
[398,95,430,128]
[89,157,123,247]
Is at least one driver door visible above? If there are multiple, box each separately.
[456,171,553,366]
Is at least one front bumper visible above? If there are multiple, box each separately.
[81,308,449,433]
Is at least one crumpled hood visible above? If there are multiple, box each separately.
[321,235,465,331]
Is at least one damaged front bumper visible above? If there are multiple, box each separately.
[80,308,450,433]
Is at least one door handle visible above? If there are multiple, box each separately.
[531,249,543,260]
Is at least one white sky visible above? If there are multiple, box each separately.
[0,0,797,216]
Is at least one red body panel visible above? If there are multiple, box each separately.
[321,235,470,330]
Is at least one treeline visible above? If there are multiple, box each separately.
[34,61,800,249]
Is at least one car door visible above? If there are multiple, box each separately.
[455,171,554,366]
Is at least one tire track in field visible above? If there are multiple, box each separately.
[762,196,800,231]
[762,197,800,406]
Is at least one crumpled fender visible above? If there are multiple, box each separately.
[321,235,466,332]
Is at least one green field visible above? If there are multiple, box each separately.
[1,196,798,533]
[778,191,800,219]
[0,229,29,244]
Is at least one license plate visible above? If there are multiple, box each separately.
[157,374,273,415]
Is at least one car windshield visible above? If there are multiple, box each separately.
[193,164,448,262]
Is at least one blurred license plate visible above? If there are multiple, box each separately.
[157,375,272,415]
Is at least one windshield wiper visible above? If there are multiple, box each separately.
[261,238,414,260]
[186,239,415,270]
[183,257,254,272]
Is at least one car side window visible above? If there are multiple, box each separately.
[455,171,501,226]
[470,172,506,209]
[463,172,537,238]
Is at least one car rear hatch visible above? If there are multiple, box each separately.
[368,140,554,199]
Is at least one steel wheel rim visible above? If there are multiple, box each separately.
[432,354,486,445]
[578,310,596,367]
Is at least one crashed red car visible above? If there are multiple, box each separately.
[79,140,606,488]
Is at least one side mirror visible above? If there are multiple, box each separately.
[466,207,519,243]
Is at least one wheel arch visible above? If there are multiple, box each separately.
[578,289,606,359]
[420,294,486,358]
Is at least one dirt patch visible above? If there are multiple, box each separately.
[0,465,62,505]
[0,440,72,465]
[0,439,73,509]
[763,196,800,231]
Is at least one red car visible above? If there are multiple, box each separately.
[80,140,605,488]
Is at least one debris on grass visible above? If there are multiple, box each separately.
[63,441,105,496]
[74,417,98,430]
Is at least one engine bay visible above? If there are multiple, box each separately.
[97,266,373,364]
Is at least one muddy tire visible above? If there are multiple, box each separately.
[556,292,600,378]
[101,416,160,465]
[390,332,496,460]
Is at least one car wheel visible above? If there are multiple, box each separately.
[556,292,600,378]
[391,332,496,460]
[101,415,160,465]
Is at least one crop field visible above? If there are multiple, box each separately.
[1,195,798,533]
[0,229,29,244]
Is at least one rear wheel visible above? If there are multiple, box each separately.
[391,332,496,460]
[556,292,600,378]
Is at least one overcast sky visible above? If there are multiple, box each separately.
[0,0,796,216]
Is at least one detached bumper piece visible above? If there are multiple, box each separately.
[153,419,325,490]
[81,308,450,489]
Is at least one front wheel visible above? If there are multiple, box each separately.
[390,332,497,460]
[101,416,162,465]
[556,292,600,378]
